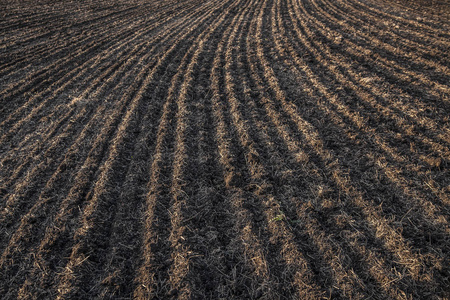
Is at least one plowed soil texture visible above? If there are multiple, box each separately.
[0,0,449,299]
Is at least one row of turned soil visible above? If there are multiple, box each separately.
[0,0,448,298]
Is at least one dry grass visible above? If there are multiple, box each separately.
[0,0,449,298]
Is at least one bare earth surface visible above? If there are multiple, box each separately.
[0,0,449,298]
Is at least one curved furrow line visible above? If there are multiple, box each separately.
[0,0,160,40]
[297,0,450,91]
[0,10,70,32]
[0,0,125,30]
[0,1,148,51]
[377,0,450,20]
[290,0,450,160]
[0,2,131,60]
[0,7,202,217]
[242,51,366,300]
[0,21,182,223]
[346,0,450,36]
[323,0,450,52]
[0,93,117,297]
[0,5,58,25]
[251,0,443,288]
[0,3,149,88]
[206,1,302,297]
[0,2,210,279]
[134,3,237,297]
[166,26,225,300]
[241,0,404,297]
[284,0,448,159]
[173,40,249,297]
[165,57,197,300]
[337,0,450,49]
[248,89,408,298]
[0,0,208,189]
[242,81,410,299]
[254,60,425,299]
[0,63,157,234]
[54,34,197,300]
[0,0,189,76]
[282,0,450,205]
[0,4,135,49]
[91,48,190,300]
[0,42,152,188]
[160,1,278,297]
[0,1,186,43]
[308,0,450,96]
[220,0,329,297]
[75,5,228,297]
[0,0,192,111]
[76,0,231,297]
[131,67,181,299]
[284,0,450,223]
[251,3,370,296]
[0,25,171,253]
[0,0,197,117]
[0,36,140,130]
[0,93,103,225]
[174,1,264,298]
[0,8,69,32]
[209,18,279,300]
[0,1,200,144]
[298,0,450,98]
[271,0,449,285]
[0,0,174,41]
[1,1,226,297]
[287,0,450,208]
[250,2,446,297]
[0,17,132,77]
[0,0,448,297]
[0,4,83,34]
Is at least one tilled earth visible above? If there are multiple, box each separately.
[0,0,449,298]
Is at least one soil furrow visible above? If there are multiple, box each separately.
[1,0,448,298]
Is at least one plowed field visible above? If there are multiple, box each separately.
[1,0,449,298]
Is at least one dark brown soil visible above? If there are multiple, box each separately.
[0,0,449,299]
